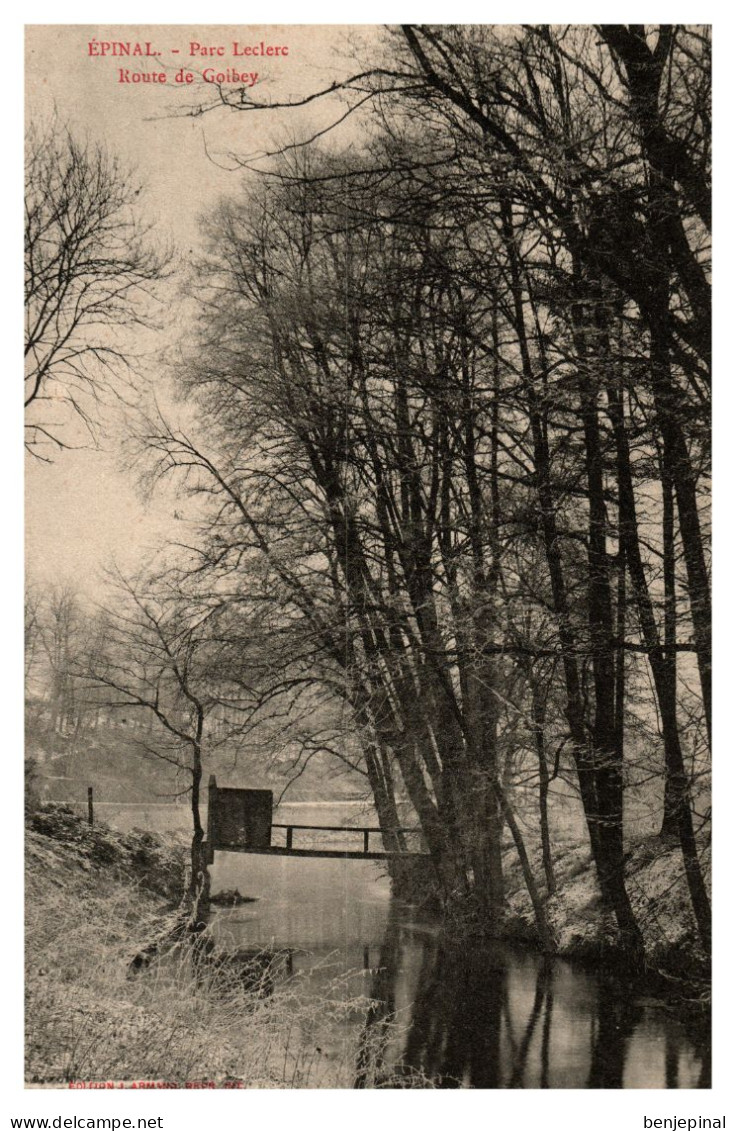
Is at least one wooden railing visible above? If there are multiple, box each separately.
[271,823,421,855]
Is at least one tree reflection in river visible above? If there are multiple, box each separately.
[587,975,641,1087]
[354,913,709,1089]
[211,854,708,1088]
[354,905,402,1087]
[355,920,510,1087]
[402,941,507,1087]
[507,960,552,1087]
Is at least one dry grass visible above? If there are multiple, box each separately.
[25,829,428,1088]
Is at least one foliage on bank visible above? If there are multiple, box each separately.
[25,806,427,1087]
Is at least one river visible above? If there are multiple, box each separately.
[206,802,710,1089]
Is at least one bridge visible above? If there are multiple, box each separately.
[203,777,428,863]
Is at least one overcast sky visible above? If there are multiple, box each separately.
[25,24,377,595]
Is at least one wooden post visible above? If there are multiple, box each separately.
[286,826,293,850]
[87,786,93,827]
[363,829,370,854]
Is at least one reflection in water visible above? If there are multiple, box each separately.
[540,972,553,1088]
[587,977,641,1088]
[399,940,508,1087]
[666,1029,680,1090]
[354,905,402,1088]
[210,820,710,1090]
[507,960,550,1088]
[356,922,709,1089]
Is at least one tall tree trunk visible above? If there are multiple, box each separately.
[500,199,643,955]
[188,722,210,927]
[606,383,711,953]
[649,313,711,745]
[571,290,640,953]
[659,463,681,839]
[496,780,554,952]
[363,738,406,856]
[532,680,556,897]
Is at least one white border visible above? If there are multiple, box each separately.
[6,4,732,1126]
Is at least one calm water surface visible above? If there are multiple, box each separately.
[208,803,709,1089]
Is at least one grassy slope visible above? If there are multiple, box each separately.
[499,835,711,982]
[25,806,395,1088]
[26,809,295,1086]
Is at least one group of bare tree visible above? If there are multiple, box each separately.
[26,27,711,961]
[141,25,708,958]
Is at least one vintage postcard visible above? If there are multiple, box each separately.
[24,23,712,1090]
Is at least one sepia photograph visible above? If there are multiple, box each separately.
[24,23,712,1090]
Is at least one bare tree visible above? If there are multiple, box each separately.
[24,119,165,457]
[81,569,218,920]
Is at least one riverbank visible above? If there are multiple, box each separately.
[26,805,367,1087]
[501,835,710,988]
[26,804,709,1087]
[391,829,710,997]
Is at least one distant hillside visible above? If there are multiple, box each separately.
[27,713,367,808]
